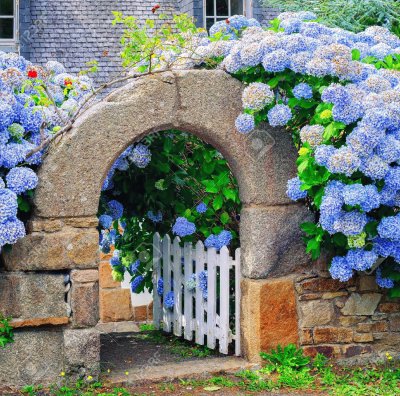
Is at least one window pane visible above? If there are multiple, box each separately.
[0,18,13,39]
[206,18,215,31]
[231,0,243,15]
[206,0,214,16]
[0,0,14,16]
[216,0,228,16]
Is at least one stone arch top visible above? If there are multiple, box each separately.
[34,69,297,219]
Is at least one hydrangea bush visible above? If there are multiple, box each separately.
[198,12,400,296]
[0,52,93,250]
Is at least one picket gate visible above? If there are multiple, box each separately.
[152,233,241,356]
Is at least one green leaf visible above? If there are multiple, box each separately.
[220,212,230,224]
[17,196,30,213]
[222,188,236,201]
[351,49,360,61]
[212,195,223,211]
[301,222,318,235]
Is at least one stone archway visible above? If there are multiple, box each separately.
[0,70,311,385]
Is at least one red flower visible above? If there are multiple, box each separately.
[27,70,38,79]
[64,78,73,87]
[152,4,160,13]
[226,19,230,24]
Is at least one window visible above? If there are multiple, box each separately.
[204,0,248,31]
[0,0,17,42]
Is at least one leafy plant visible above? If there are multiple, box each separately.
[262,0,400,33]
[0,313,14,348]
[260,344,311,372]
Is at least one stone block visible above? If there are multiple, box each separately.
[99,261,120,288]
[339,316,366,327]
[342,344,372,358]
[2,228,99,271]
[341,293,382,316]
[359,276,379,292]
[303,345,341,358]
[71,269,99,283]
[372,321,388,332]
[27,219,63,232]
[99,289,133,322]
[134,305,148,322]
[313,327,353,344]
[353,333,374,343]
[63,329,100,378]
[240,205,312,278]
[379,302,400,313]
[300,329,313,345]
[356,323,373,333]
[0,329,63,386]
[71,282,99,327]
[241,277,299,361]
[0,273,67,320]
[299,300,334,328]
[389,315,400,331]
[300,277,355,293]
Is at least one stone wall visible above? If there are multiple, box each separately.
[242,259,400,364]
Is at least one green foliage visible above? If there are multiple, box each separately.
[263,0,400,33]
[0,313,14,348]
[100,130,240,291]
[260,344,311,372]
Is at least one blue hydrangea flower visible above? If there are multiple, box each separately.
[286,177,307,201]
[164,291,174,310]
[314,145,335,167]
[205,230,232,250]
[147,210,163,223]
[292,83,313,99]
[376,267,394,289]
[346,248,378,271]
[0,217,25,247]
[98,214,113,229]
[378,214,400,242]
[342,183,380,212]
[5,167,38,194]
[333,211,368,236]
[129,144,151,168]
[130,275,144,293]
[329,256,353,281]
[242,82,274,111]
[235,113,255,134]
[157,278,164,296]
[196,202,207,214]
[267,104,292,127]
[172,217,196,237]
[326,147,360,176]
[0,188,18,224]
[384,167,400,190]
[262,50,290,72]
[107,200,124,220]
[129,259,140,274]
[198,270,208,300]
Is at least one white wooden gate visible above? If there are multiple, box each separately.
[152,233,241,356]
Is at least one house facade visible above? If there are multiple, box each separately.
[0,0,277,83]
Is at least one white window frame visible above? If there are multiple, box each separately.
[203,0,252,29]
[0,0,19,46]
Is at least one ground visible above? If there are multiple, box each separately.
[2,330,399,396]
